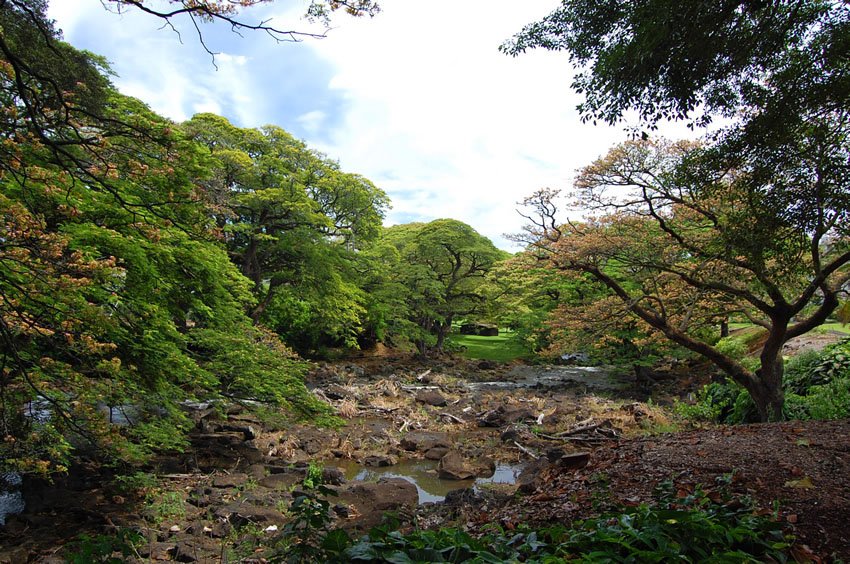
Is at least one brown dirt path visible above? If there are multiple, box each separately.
[479,418,850,561]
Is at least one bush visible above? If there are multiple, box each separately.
[675,380,757,424]
[263,476,789,563]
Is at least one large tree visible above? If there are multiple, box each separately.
[504,0,850,420]
[182,114,389,353]
[521,138,850,421]
[384,220,506,357]
[0,1,345,474]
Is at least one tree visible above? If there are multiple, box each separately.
[501,0,849,133]
[182,113,389,354]
[520,138,850,420]
[384,220,506,357]
[0,3,336,474]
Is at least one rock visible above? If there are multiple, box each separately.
[500,424,533,443]
[137,542,176,560]
[173,537,221,562]
[460,323,499,336]
[424,446,450,460]
[400,431,451,453]
[211,473,248,488]
[364,454,397,467]
[324,384,353,400]
[475,457,496,478]
[437,451,476,480]
[214,503,286,527]
[259,473,300,490]
[517,458,551,494]
[322,466,346,486]
[622,402,649,421]
[478,406,536,427]
[478,360,497,370]
[557,451,590,470]
[415,390,448,407]
[338,478,418,529]
[443,487,476,506]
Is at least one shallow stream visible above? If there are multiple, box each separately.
[334,459,523,503]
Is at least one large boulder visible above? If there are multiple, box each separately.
[337,478,418,530]
[400,431,451,453]
[415,390,448,407]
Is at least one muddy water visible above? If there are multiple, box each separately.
[334,459,522,503]
[468,365,630,393]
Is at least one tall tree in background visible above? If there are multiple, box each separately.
[182,114,389,353]
[504,0,850,420]
[384,220,506,357]
[0,0,368,474]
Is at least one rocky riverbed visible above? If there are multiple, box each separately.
[1,354,847,561]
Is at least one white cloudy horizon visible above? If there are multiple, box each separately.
[47,1,696,250]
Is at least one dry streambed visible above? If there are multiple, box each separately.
[0,361,671,562]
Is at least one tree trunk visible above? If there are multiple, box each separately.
[720,318,729,338]
[745,357,785,422]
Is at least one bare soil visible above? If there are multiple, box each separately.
[1,352,848,562]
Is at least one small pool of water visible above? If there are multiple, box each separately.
[0,473,24,525]
[334,459,522,504]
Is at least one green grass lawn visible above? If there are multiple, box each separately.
[729,321,849,335]
[448,330,530,362]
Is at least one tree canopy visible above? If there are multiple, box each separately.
[383,219,506,357]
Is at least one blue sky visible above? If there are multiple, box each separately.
[48,1,693,249]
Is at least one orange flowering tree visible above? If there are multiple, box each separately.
[521,136,850,421]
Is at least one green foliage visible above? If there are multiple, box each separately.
[555,478,788,562]
[113,471,158,499]
[675,380,757,425]
[381,219,506,356]
[65,529,142,564]
[146,491,186,524]
[264,475,788,562]
[449,331,529,363]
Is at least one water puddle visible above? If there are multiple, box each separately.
[467,365,630,392]
[334,459,522,504]
[0,473,24,525]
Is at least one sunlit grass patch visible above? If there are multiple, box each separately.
[449,330,529,362]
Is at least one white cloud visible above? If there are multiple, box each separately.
[296,1,657,248]
[297,110,327,133]
[49,0,700,249]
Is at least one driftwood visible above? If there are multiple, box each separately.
[512,440,539,459]
[439,412,465,424]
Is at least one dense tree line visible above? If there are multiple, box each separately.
[504,0,850,421]
[0,0,502,475]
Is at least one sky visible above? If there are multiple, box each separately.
[46,1,692,249]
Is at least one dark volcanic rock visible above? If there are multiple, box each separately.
[364,454,397,467]
[437,451,476,480]
[338,478,418,530]
[400,431,451,453]
[516,458,551,494]
[415,390,448,407]
[478,406,536,428]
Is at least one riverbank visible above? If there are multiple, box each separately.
[1,355,848,561]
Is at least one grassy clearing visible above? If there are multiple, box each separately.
[729,322,849,335]
[816,322,850,334]
[449,330,529,362]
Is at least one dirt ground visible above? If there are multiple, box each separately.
[462,419,850,561]
[1,347,849,562]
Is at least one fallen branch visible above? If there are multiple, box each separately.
[439,412,465,424]
[513,440,539,459]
